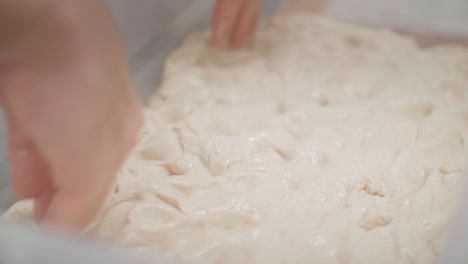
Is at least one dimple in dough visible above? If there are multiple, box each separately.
[5,13,468,264]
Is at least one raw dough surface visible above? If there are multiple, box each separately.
[5,13,468,264]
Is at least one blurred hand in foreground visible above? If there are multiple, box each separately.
[0,0,143,231]
[211,0,262,49]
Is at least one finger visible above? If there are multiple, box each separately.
[44,189,106,231]
[10,145,50,199]
[34,189,55,219]
[232,0,262,48]
[247,8,259,38]
[211,0,244,48]
[6,108,51,199]
[40,142,114,230]
[39,118,132,230]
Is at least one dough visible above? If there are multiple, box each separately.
[5,13,468,264]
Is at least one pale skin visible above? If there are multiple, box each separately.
[211,0,262,49]
[0,0,261,231]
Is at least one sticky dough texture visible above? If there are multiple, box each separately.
[6,13,468,264]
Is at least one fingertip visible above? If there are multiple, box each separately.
[210,0,243,49]
[34,190,55,220]
[231,37,248,49]
[9,144,51,199]
[44,191,101,232]
[231,31,248,48]
[211,21,229,49]
[231,0,261,49]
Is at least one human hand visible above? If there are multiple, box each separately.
[0,0,143,231]
[211,0,262,49]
